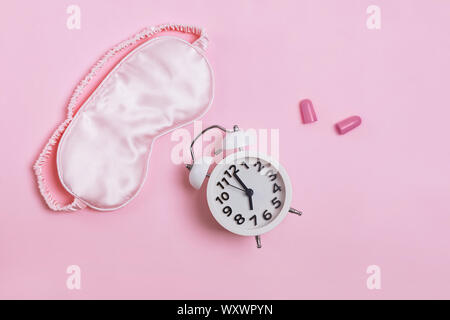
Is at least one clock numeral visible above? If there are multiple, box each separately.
[271,197,282,209]
[250,214,257,226]
[215,192,230,204]
[224,165,239,178]
[240,161,249,169]
[262,210,273,221]
[223,206,232,217]
[254,160,265,172]
[234,214,245,225]
[273,183,282,193]
[217,178,230,189]
[264,169,276,180]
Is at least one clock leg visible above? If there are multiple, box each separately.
[255,235,262,249]
[289,207,303,216]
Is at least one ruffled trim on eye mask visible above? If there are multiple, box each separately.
[34,23,208,212]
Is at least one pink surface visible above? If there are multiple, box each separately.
[1,0,450,299]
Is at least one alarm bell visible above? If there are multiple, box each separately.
[186,125,246,190]
[188,156,213,190]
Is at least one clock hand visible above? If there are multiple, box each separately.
[228,184,246,192]
[233,172,254,210]
[228,183,252,210]
[232,172,249,191]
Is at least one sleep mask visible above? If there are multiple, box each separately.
[34,24,214,211]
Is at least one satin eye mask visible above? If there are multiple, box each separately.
[34,24,213,212]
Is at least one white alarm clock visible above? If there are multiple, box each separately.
[186,125,302,248]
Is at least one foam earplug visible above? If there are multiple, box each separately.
[299,99,318,124]
[335,116,362,134]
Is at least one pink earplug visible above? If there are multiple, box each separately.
[335,116,362,134]
[299,99,317,124]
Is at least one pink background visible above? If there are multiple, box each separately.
[1,0,450,299]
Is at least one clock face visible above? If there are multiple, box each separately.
[206,152,292,236]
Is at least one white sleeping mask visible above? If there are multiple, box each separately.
[40,25,214,211]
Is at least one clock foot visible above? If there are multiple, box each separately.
[289,207,303,216]
[255,235,262,249]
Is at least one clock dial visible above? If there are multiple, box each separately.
[206,152,292,236]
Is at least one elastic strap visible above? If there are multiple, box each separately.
[33,23,208,212]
